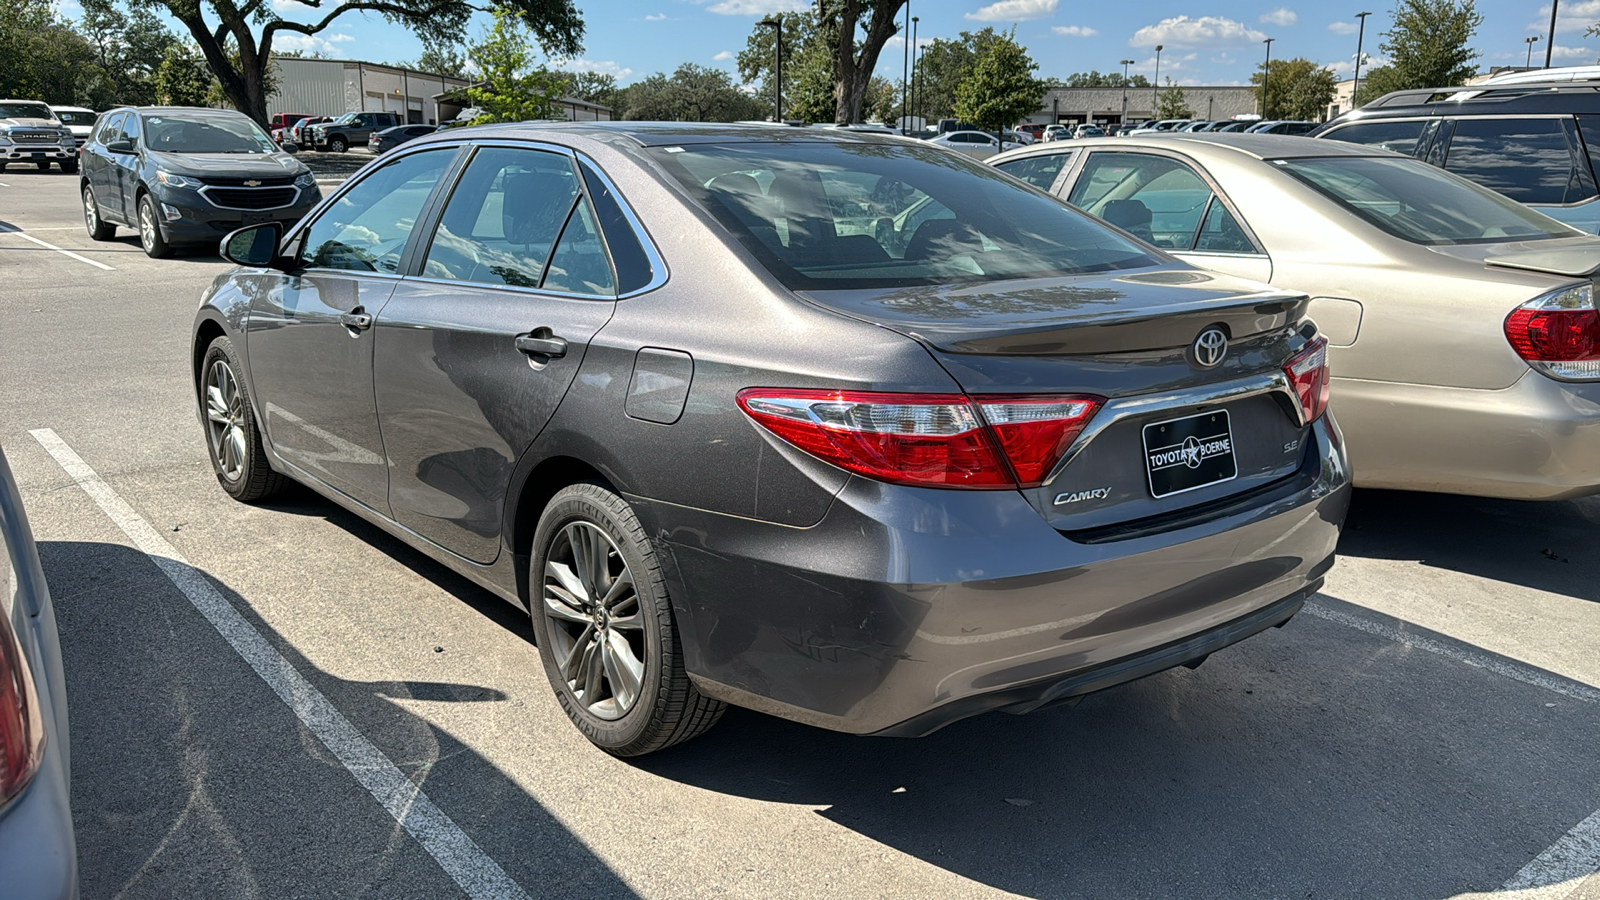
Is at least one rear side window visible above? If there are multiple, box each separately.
[1067,152,1248,252]
[1444,117,1596,205]
[1577,117,1600,197]
[1320,120,1429,155]
[422,146,581,288]
[581,162,655,294]
[994,152,1073,191]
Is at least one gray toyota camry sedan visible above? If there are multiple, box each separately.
[193,123,1349,756]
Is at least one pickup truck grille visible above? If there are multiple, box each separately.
[200,186,300,210]
[11,131,59,144]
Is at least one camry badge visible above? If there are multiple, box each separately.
[1192,327,1228,368]
[244,179,261,187]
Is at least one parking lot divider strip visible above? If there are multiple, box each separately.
[1303,600,1600,704]
[0,228,114,270]
[28,428,533,900]
[1501,809,1600,898]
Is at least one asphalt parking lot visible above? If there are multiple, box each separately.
[2,164,1598,899]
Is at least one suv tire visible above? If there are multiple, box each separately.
[529,482,725,757]
[329,136,348,153]
[61,158,77,175]
[137,194,172,259]
[83,185,114,241]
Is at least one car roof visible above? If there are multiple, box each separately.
[48,105,95,112]
[404,120,921,151]
[990,132,1405,165]
[1324,82,1600,127]
[113,106,254,118]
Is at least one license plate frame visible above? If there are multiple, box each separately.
[239,212,272,226]
[1142,410,1239,499]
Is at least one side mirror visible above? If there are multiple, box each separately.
[106,139,133,154]
[281,141,299,154]
[221,222,286,268]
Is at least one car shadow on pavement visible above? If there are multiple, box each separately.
[1337,489,1599,603]
[637,607,1600,899]
[37,539,638,899]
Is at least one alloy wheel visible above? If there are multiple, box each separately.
[541,521,646,720]
[204,358,248,482]
[83,190,97,232]
[138,202,156,252]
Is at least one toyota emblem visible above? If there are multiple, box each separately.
[1192,328,1228,368]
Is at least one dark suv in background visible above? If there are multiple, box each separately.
[307,111,400,152]
[80,106,320,258]
[1312,81,1600,232]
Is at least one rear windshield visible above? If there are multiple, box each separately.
[647,139,1158,290]
[1278,156,1578,245]
[53,110,96,126]
[0,102,54,120]
[144,115,277,154]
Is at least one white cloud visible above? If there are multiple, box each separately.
[1329,54,1388,75]
[1550,43,1600,59]
[713,50,734,61]
[1260,8,1297,26]
[1052,25,1098,37]
[645,13,667,21]
[273,33,347,57]
[1130,16,1267,48]
[556,58,635,80]
[1533,0,1600,34]
[965,0,1058,23]
[327,32,355,42]
[705,0,806,15]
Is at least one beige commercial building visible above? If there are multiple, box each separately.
[1028,85,1261,127]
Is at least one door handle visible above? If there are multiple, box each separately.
[339,311,373,330]
[515,333,568,359]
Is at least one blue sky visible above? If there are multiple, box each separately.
[63,0,1600,87]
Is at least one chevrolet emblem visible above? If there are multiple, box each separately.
[244,179,261,187]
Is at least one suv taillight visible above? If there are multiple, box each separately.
[0,611,45,805]
[1282,336,1331,424]
[736,389,1102,489]
[1504,283,1600,381]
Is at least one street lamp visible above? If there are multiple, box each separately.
[758,15,783,122]
[1261,37,1275,119]
[900,0,911,129]
[1353,12,1371,106]
[1526,34,1542,68]
[911,17,920,126]
[1120,58,1135,124]
[1547,0,1560,68]
[1152,44,1164,115]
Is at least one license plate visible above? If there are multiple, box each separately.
[240,212,272,226]
[1142,410,1238,499]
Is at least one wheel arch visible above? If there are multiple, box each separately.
[506,454,615,606]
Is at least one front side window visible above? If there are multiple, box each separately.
[95,112,126,146]
[422,146,583,289]
[650,140,1156,290]
[994,152,1074,190]
[54,110,95,126]
[1279,156,1579,245]
[1443,117,1595,205]
[116,114,141,150]
[298,148,456,272]
[1320,119,1429,156]
[1067,152,1227,251]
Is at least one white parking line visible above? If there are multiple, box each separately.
[1306,599,1600,896]
[0,227,114,270]
[28,428,531,900]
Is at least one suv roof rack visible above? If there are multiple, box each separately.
[1363,82,1597,109]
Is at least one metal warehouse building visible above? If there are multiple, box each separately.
[1027,85,1261,128]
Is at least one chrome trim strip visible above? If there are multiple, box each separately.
[1042,370,1301,487]
[198,183,303,211]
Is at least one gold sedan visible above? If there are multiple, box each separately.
[993,134,1600,500]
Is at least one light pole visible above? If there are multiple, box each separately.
[1261,37,1275,119]
[911,17,920,126]
[1353,12,1371,106]
[1547,0,1560,68]
[1152,44,1164,116]
[1526,35,1542,68]
[758,16,783,121]
[1120,58,1135,124]
[900,0,911,129]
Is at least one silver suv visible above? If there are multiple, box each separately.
[0,100,77,173]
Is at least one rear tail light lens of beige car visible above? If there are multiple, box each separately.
[1282,336,1331,424]
[0,610,45,805]
[1504,283,1600,381]
[736,389,1101,489]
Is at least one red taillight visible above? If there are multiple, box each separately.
[736,389,1101,489]
[0,612,45,805]
[1282,337,1331,424]
[1505,282,1600,381]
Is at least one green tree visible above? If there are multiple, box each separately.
[0,0,96,103]
[814,0,907,124]
[413,39,472,80]
[1351,65,1405,106]
[562,71,619,107]
[1063,70,1151,88]
[903,27,1004,122]
[738,1,908,124]
[1154,78,1193,119]
[863,74,896,122]
[1251,57,1338,120]
[618,63,765,122]
[1372,0,1483,94]
[464,7,566,124]
[155,43,213,105]
[736,10,816,119]
[135,0,583,125]
[953,28,1046,136]
[78,0,180,107]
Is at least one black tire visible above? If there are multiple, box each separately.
[83,185,114,241]
[200,336,286,502]
[136,194,171,258]
[0,163,6,173]
[529,483,724,757]
[328,135,348,153]
[61,158,77,175]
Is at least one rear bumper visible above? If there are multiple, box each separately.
[1335,371,1600,500]
[640,416,1349,736]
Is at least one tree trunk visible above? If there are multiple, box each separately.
[828,0,904,125]
[175,12,269,124]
